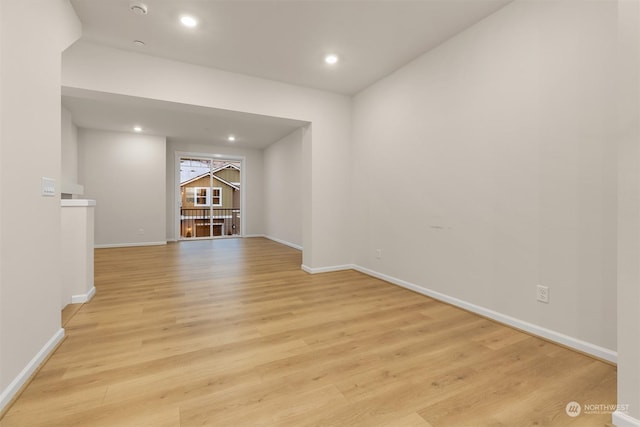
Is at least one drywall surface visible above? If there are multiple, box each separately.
[78,128,166,247]
[0,0,80,409]
[264,129,303,248]
[351,0,617,352]
[616,0,640,421]
[61,106,79,191]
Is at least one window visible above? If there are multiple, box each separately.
[193,187,222,206]
[184,187,195,204]
[212,188,222,206]
[194,187,208,206]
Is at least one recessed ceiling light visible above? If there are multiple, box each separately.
[130,3,148,15]
[133,126,143,132]
[325,54,339,65]
[133,40,145,47]
[227,135,236,142]
[180,15,198,28]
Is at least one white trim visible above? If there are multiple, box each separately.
[211,163,240,174]
[210,174,239,191]
[179,171,208,187]
[192,186,206,206]
[212,187,222,206]
[301,264,353,274]
[264,235,302,251]
[180,171,240,191]
[613,411,640,427]
[95,241,167,249]
[193,186,223,207]
[243,234,266,238]
[352,264,617,364]
[0,328,65,413]
[71,286,96,304]
[209,187,222,206]
[60,199,96,207]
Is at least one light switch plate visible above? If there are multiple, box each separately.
[42,177,55,197]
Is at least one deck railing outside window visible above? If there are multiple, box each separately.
[180,208,240,238]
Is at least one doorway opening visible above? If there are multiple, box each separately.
[179,156,242,239]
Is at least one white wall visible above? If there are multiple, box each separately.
[61,202,95,308]
[62,41,352,270]
[0,0,4,399]
[0,0,80,411]
[264,128,304,249]
[352,0,617,355]
[61,105,79,192]
[78,129,167,247]
[0,2,3,398]
[617,0,640,423]
[166,140,264,240]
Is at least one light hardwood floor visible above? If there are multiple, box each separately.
[0,238,616,426]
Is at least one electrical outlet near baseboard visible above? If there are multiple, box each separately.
[537,285,549,303]
[376,249,382,260]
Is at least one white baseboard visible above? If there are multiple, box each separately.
[0,328,65,413]
[301,264,353,274]
[613,411,640,427]
[71,286,96,304]
[352,264,617,364]
[95,241,167,249]
[264,235,302,251]
[243,234,265,238]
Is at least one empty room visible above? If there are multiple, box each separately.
[0,0,639,426]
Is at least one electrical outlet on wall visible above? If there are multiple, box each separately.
[537,285,549,303]
[376,249,382,260]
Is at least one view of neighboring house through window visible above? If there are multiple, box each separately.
[179,157,241,239]
[195,188,208,206]
[191,187,222,206]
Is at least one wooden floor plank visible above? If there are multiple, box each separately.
[0,238,616,426]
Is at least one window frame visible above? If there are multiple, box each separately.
[211,187,222,206]
[193,186,222,206]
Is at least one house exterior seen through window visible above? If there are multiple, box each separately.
[179,157,241,239]
[192,187,222,207]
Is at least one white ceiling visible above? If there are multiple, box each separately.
[65,0,511,149]
[70,0,511,95]
[62,88,307,149]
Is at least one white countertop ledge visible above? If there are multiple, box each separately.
[61,199,96,207]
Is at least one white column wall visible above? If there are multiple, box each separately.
[61,106,79,192]
[0,0,80,410]
[616,0,640,423]
[61,201,95,308]
[264,129,304,249]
